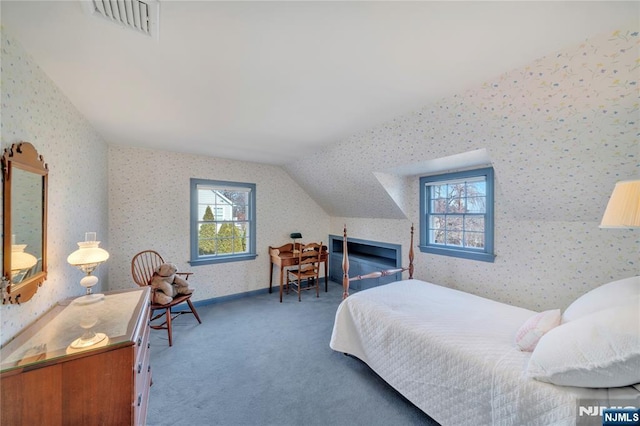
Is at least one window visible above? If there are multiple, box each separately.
[190,179,256,265]
[419,167,495,262]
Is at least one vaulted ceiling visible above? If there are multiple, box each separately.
[2,1,635,167]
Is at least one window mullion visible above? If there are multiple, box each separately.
[419,167,495,263]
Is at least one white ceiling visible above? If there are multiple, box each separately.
[1,1,637,166]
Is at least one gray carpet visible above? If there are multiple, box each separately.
[146,281,439,426]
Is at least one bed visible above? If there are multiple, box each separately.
[330,226,640,426]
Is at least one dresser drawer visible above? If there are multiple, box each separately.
[133,300,151,359]
[134,354,152,426]
[1,288,151,426]
[133,298,152,425]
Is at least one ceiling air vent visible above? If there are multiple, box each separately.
[82,0,159,39]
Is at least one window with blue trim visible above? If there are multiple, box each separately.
[190,178,257,265]
[419,167,495,262]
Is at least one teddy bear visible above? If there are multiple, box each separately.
[149,263,194,305]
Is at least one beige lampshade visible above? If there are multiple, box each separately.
[600,180,640,228]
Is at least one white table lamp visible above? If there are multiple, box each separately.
[67,232,109,304]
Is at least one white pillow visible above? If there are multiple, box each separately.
[514,309,561,352]
[563,276,640,323]
[527,299,640,388]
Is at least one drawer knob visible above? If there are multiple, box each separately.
[147,364,151,373]
[137,336,142,346]
[137,393,142,407]
[137,362,142,374]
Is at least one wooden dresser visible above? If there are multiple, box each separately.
[1,287,152,426]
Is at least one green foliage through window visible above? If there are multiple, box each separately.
[190,179,256,265]
[199,206,217,255]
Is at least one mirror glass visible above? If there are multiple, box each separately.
[10,168,43,283]
[2,142,48,304]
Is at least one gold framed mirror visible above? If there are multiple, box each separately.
[2,142,48,304]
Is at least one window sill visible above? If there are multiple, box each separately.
[189,253,257,266]
[419,245,495,263]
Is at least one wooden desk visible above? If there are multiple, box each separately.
[269,243,328,302]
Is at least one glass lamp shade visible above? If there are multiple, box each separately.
[67,238,109,304]
[67,241,110,270]
[600,180,640,228]
[11,244,38,271]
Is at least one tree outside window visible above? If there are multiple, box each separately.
[190,179,256,265]
[419,167,495,263]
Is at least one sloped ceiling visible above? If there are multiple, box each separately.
[283,25,640,220]
[1,1,634,166]
[1,1,638,219]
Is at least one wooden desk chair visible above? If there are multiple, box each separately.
[286,242,325,302]
[131,250,202,346]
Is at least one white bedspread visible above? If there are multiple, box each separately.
[329,279,639,426]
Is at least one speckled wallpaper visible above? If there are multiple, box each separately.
[288,28,640,225]
[312,28,639,311]
[1,23,638,346]
[107,145,330,300]
[1,30,109,346]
